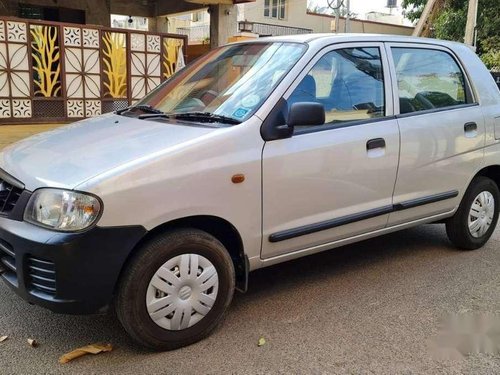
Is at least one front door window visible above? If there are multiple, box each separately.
[288,47,385,127]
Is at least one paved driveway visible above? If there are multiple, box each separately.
[0,124,61,149]
[1,224,500,374]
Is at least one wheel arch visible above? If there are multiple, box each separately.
[474,165,500,192]
[119,215,249,293]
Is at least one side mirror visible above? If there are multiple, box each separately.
[288,102,325,127]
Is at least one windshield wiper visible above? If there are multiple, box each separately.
[171,112,241,125]
[116,104,164,115]
[137,113,171,119]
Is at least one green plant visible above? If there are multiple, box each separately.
[481,36,500,71]
[402,0,500,70]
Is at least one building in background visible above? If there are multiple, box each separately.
[1,0,414,47]
[365,11,406,25]
[166,0,414,45]
[111,15,149,31]
[166,9,211,45]
[240,0,413,35]
[0,1,257,124]
[0,0,413,125]
[0,0,255,47]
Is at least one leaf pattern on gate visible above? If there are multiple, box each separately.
[102,31,127,98]
[31,25,61,97]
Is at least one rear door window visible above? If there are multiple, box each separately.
[391,47,471,114]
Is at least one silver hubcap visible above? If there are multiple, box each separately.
[146,254,219,331]
[468,191,495,238]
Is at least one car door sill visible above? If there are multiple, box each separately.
[268,190,458,243]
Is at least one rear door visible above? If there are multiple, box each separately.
[386,43,485,225]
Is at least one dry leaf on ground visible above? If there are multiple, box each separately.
[257,337,266,347]
[59,343,113,364]
[27,339,38,347]
[0,336,8,343]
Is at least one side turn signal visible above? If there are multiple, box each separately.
[231,174,245,184]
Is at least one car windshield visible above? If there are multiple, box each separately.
[131,42,306,123]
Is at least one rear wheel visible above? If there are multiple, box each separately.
[446,177,499,250]
[115,228,235,350]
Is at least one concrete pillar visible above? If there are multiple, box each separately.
[148,17,158,33]
[209,4,237,48]
[464,0,478,46]
[86,0,111,27]
[155,16,170,34]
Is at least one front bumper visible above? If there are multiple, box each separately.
[0,216,146,314]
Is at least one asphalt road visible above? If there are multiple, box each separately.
[1,224,500,374]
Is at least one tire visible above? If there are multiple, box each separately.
[446,176,500,250]
[115,228,235,351]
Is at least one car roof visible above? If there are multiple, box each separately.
[242,33,465,49]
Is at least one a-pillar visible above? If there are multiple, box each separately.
[209,4,237,49]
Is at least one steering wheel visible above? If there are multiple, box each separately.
[175,97,206,112]
[199,90,219,106]
[414,93,435,110]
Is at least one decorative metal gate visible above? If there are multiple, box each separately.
[0,17,187,124]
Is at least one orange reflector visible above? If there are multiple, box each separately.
[82,205,95,215]
[231,174,245,184]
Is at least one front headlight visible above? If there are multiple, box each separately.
[24,189,102,231]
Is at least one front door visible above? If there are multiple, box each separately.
[261,43,400,259]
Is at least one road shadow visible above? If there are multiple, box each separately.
[0,224,457,356]
[233,223,455,306]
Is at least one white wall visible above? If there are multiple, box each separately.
[366,11,405,26]
[240,0,310,29]
[240,0,414,35]
[156,8,210,41]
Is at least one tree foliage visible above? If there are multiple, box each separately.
[401,0,500,70]
[401,0,427,22]
[481,37,500,71]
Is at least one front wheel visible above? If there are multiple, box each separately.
[446,176,499,250]
[115,228,235,350]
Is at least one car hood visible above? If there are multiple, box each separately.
[0,114,217,191]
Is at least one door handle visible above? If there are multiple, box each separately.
[464,122,478,138]
[464,122,477,132]
[366,138,386,150]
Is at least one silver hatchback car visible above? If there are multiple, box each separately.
[1,34,500,350]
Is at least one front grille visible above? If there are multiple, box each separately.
[0,174,24,215]
[0,238,16,277]
[27,256,56,295]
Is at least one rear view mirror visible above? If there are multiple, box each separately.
[288,102,325,127]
